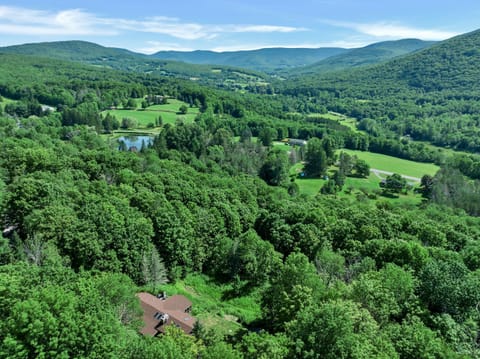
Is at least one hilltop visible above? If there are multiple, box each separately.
[0,41,271,91]
[281,29,480,152]
[151,47,348,72]
[288,39,435,76]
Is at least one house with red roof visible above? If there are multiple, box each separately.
[137,292,197,336]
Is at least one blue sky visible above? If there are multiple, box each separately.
[0,1,478,53]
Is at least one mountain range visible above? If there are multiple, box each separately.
[0,39,435,76]
[150,47,348,72]
[288,39,436,76]
[152,39,434,74]
[0,40,271,90]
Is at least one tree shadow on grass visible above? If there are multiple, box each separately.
[380,191,400,199]
[221,280,256,301]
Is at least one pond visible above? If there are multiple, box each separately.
[117,135,153,151]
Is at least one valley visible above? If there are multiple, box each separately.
[1,13,480,359]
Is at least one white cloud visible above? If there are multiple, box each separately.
[0,6,117,36]
[323,19,459,40]
[106,18,216,40]
[0,5,305,40]
[104,17,305,40]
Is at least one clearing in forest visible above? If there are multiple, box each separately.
[102,98,199,128]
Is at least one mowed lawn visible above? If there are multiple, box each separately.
[296,178,325,196]
[291,150,437,202]
[101,99,199,127]
[103,109,158,127]
[339,149,440,178]
[311,112,360,132]
[294,171,383,197]
[147,99,199,113]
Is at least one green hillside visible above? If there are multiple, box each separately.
[0,40,144,62]
[152,47,348,72]
[0,41,272,91]
[281,29,480,152]
[289,39,435,76]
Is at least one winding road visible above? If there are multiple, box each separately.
[370,169,421,183]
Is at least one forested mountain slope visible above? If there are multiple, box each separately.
[0,41,271,90]
[0,40,144,61]
[288,39,435,76]
[281,29,480,152]
[152,47,348,72]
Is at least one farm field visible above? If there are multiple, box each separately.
[312,111,360,132]
[146,99,200,113]
[291,150,433,204]
[101,99,198,127]
[340,149,440,178]
[294,171,423,204]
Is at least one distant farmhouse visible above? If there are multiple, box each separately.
[287,138,308,146]
[137,292,197,336]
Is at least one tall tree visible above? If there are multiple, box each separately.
[259,149,290,186]
[384,173,407,194]
[304,138,327,178]
[142,245,169,292]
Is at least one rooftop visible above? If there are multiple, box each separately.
[137,292,196,336]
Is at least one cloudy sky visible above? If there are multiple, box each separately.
[0,0,478,53]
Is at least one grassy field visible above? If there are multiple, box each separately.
[147,99,199,113]
[340,149,439,178]
[314,112,360,132]
[101,99,198,128]
[273,141,292,152]
[294,171,424,205]
[290,163,325,196]
[290,150,434,204]
[103,109,158,127]
[296,178,324,196]
[146,274,261,336]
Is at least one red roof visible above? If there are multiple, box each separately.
[137,292,196,336]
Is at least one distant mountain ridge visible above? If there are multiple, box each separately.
[278,28,480,152]
[151,47,349,72]
[288,29,480,93]
[0,39,436,76]
[0,40,145,62]
[287,39,436,76]
[152,40,435,74]
[0,40,272,90]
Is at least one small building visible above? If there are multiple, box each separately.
[137,292,197,336]
[41,105,55,113]
[287,138,308,146]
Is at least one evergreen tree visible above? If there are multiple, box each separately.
[304,138,327,177]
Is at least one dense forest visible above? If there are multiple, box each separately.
[2,26,480,359]
[0,41,272,92]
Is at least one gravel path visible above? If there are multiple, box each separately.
[370,168,421,183]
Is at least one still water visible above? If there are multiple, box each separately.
[117,135,153,151]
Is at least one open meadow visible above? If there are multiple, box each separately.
[101,98,199,128]
[340,149,439,178]
[291,149,439,203]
